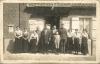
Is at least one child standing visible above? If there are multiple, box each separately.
[54,31,60,52]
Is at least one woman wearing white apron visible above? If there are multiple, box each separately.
[29,30,38,53]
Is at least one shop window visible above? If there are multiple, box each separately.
[60,17,93,39]
[92,17,96,39]
[28,18,45,31]
[79,18,91,32]
[72,17,80,32]
[79,18,92,38]
[60,17,70,30]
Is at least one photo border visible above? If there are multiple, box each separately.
[0,0,100,63]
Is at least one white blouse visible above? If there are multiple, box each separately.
[15,30,22,38]
[82,32,88,38]
[73,32,81,38]
[30,32,39,45]
[30,33,38,39]
[67,32,73,37]
[52,29,57,34]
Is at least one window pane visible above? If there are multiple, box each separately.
[72,17,79,30]
[92,20,96,29]
[79,18,84,32]
[29,18,45,31]
[92,29,96,39]
[84,18,90,34]
[79,18,91,33]
[60,17,70,30]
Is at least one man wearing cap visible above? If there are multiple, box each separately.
[59,24,67,53]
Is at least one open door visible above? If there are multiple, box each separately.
[45,16,60,29]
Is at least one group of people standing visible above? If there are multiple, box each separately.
[14,24,89,55]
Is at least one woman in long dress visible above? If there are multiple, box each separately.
[14,26,23,53]
[81,29,88,55]
[22,28,29,53]
[73,29,81,54]
[66,29,73,53]
[29,30,38,53]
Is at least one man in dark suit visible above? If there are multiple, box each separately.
[59,24,67,53]
[40,24,51,53]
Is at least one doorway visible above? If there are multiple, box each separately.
[45,16,60,29]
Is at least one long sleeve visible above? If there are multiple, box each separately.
[30,34,33,40]
[19,31,22,37]
[36,34,39,45]
[14,30,22,38]
[14,31,17,38]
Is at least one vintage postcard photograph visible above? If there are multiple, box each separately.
[0,0,100,64]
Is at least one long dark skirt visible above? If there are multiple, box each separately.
[22,38,29,53]
[81,37,88,55]
[29,39,37,53]
[66,37,73,52]
[14,37,23,53]
[74,38,80,53]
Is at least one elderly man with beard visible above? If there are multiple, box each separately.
[40,24,51,53]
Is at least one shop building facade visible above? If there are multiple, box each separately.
[3,3,96,56]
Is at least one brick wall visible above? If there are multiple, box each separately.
[3,3,19,39]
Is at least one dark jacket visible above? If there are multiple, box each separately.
[59,28,67,40]
[41,29,51,44]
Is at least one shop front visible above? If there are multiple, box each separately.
[25,4,96,36]
[3,3,96,56]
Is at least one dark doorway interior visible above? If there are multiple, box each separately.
[24,7,71,29]
[45,16,60,29]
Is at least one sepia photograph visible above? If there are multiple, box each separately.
[0,0,100,64]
